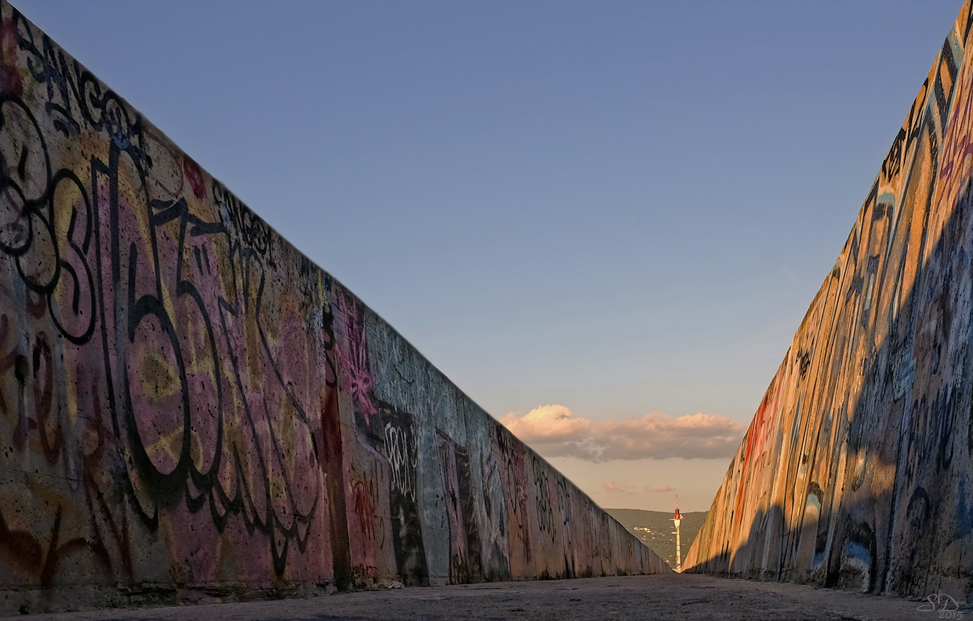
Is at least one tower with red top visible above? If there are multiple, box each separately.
[672,497,684,572]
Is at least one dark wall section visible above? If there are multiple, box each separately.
[686,1,973,603]
[0,2,667,613]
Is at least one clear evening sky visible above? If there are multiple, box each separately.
[12,0,963,511]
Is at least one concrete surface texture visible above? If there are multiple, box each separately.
[685,0,973,604]
[0,0,667,615]
[1,575,956,621]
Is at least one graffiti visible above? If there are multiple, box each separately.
[480,447,510,580]
[532,454,557,541]
[796,348,811,379]
[686,1,973,601]
[0,2,666,612]
[379,403,428,584]
[349,397,429,585]
[213,182,271,258]
[181,155,204,200]
[384,421,417,502]
[437,430,483,584]
[351,477,377,542]
[0,2,333,586]
[0,94,96,346]
[504,428,533,566]
[335,292,376,424]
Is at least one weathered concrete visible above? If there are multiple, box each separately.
[686,0,973,604]
[1,574,954,621]
[0,1,667,614]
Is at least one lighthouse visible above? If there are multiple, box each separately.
[672,498,683,572]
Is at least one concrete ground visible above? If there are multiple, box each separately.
[4,574,964,621]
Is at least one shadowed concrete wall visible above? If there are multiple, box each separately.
[685,0,973,601]
[0,2,667,613]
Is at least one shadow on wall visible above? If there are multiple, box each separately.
[685,5,973,604]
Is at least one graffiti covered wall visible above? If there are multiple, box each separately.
[685,0,973,601]
[0,2,667,613]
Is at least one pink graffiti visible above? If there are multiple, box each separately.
[336,293,376,423]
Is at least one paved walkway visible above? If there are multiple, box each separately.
[5,574,964,621]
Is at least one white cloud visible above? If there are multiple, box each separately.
[644,484,676,493]
[500,404,745,462]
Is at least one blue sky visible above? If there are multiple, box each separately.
[11,0,965,511]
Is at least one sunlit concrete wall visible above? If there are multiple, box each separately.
[0,2,668,614]
[685,1,973,600]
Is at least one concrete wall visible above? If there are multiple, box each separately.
[685,0,973,601]
[0,2,667,614]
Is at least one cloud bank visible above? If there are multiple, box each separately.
[500,404,745,462]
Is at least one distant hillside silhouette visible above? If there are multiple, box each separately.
[606,509,707,570]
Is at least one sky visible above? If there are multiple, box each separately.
[10,0,966,512]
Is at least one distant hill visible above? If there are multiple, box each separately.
[605,508,707,571]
